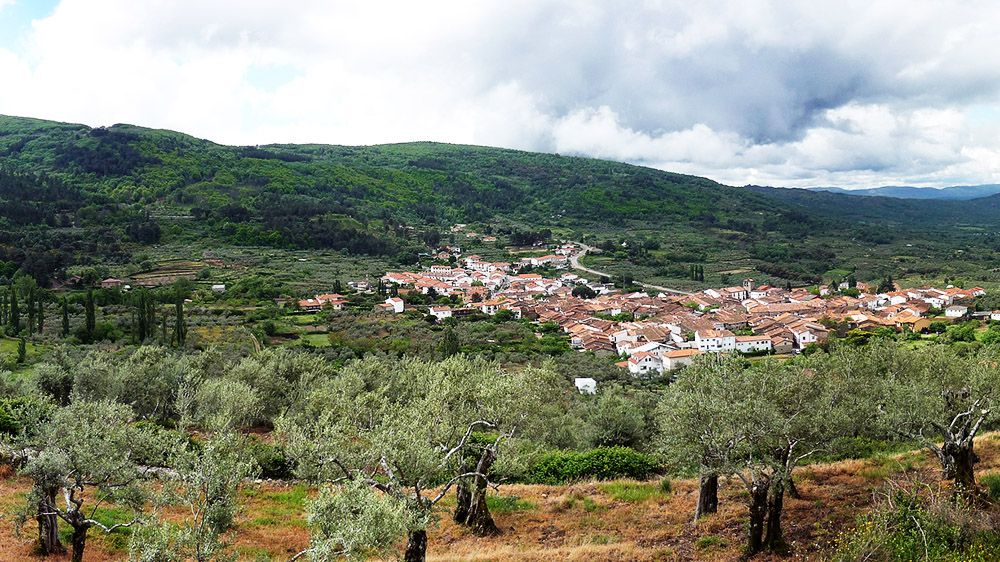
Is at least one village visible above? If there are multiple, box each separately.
[284,241,990,378]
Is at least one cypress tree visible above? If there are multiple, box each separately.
[9,284,20,334]
[61,297,70,337]
[174,291,186,347]
[26,288,35,336]
[17,336,26,363]
[84,289,96,342]
[440,326,460,357]
[36,297,43,334]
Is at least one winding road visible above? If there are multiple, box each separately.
[568,242,692,296]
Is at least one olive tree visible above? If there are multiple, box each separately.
[880,344,1000,495]
[657,355,743,521]
[659,357,835,554]
[0,394,59,554]
[20,400,156,562]
[129,430,259,562]
[440,359,560,536]
[291,480,411,562]
[225,347,336,426]
[280,355,558,562]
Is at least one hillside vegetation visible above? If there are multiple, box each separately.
[5,115,1000,289]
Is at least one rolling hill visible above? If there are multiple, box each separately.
[2,114,1000,288]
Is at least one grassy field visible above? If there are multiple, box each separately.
[5,435,1000,561]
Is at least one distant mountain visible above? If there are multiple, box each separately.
[808,184,1000,200]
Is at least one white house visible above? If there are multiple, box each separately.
[663,349,701,370]
[627,351,663,375]
[211,284,226,293]
[991,310,1000,322]
[429,306,453,321]
[735,335,772,354]
[694,329,736,353]
[574,377,598,394]
[623,341,667,357]
[945,305,969,319]
[384,297,405,314]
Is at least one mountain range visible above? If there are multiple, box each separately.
[807,184,1000,200]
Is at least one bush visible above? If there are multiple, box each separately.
[982,473,1000,501]
[659,477,672,494]
[0,396,52,436]
[524,447,661,484]
[247,439,293,479]
[832,481,1000,561]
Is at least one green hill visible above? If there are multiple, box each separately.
[2,114,999,288]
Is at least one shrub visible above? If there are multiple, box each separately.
[659,477,672,494]
[832,480,1000,561]
[524,447,661,484]
[0,396,52,436]
[982,473,1000,501]
[247,439,293,479]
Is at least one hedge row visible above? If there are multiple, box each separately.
[524,447,662,484]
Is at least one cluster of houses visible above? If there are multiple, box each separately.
[297,293,348,312]
[378,260,989,376]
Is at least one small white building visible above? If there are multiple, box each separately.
[211,284,226,293]
[384,297,405,314]
[429,306,453,321]
[627,352,663,375]
[694,329,736,353]
[945,305,969,319]
[735,335,772,354]
[990,310,1000,322]
[663,349,701,370]
[574,377,598,395]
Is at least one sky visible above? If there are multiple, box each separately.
[1,0,1000,189]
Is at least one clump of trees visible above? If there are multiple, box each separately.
[659,342,1000,555]
[278,355,561,561]
[3,336,1000,560]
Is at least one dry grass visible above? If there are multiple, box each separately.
[4,435,1000,561]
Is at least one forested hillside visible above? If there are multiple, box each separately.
[3,114,1000,288]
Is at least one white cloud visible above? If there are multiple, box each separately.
[0,0,999,188]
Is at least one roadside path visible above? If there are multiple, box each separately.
[567,242,692,296]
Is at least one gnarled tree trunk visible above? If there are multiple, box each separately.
[763,478,785,551]
[746,480,769,556]
[36,487,64,555]
[453,479,472,524]
[70,524,88,562]
[694,473,718,520]
[404,529,427,562]
[464,449,500,536]
[939,439,979,495]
